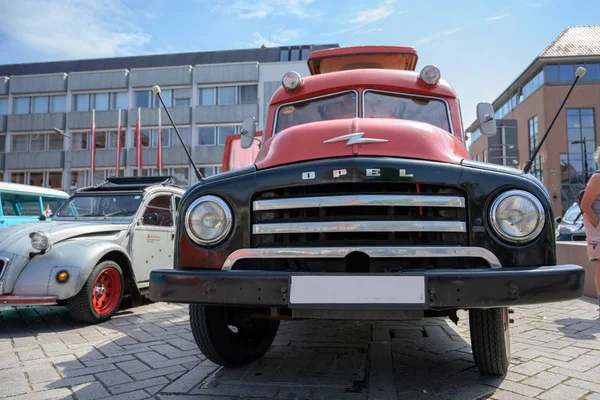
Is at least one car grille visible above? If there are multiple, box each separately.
[251,182,468,248]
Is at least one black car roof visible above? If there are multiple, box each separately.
[75,176,180,193]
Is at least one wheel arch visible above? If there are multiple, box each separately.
[98,250,140,298]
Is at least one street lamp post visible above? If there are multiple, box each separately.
[571,140,588,182]
[53,127,72,192]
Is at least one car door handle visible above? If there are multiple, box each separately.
[171,233,175,240]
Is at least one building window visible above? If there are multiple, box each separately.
[0,97,7,115]
[197,125,241,146]
[0,134,5,153]
[72,132,89,150]
[483,150,487,163]
[198,85,258,106]
[280,49,289,62]
[528,115,538,157]
[134,88,191,109]
[134,127,191,148]
[546,63,600,83]
[560,108,597,213]
[12,133,64,152]
[70,168,125,190]
[198,165,222,177]
[132,166,190,186]
[74,92,128,111]
[13,95,66,114]
[10,171,63,188]
[280,46,311,62]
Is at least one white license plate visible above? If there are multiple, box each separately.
[289,275,425,306]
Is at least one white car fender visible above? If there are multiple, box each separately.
[12,241,134,301]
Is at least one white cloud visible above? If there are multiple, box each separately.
[485,13,510,21]
[223,0,321,19]
[0,0,151,61]
[250,30,300,47]
[347,0,395,24]
[415,24,474,46]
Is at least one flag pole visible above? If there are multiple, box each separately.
[116,108,121,176]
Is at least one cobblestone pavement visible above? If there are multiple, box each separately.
[1,297,599,400]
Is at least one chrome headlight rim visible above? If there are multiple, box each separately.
[184,195,233,246]
[490,189,545,244]
[29,231,54,252]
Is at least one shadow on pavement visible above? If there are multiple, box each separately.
[0,303,507,400]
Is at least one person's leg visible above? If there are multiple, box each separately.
[596,260,600,309]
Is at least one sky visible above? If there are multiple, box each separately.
[0,0,599,138]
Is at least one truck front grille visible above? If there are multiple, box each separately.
[251,183,468,248]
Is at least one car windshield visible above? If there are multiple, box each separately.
[563,202,582,224]
[275,92,357,133]
[55,194,143,219]
[364,91,451,132]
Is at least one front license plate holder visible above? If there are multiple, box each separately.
[289,274,426,309]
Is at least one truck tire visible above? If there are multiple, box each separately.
[189,304,279,367]
[469,307,510,376]
[67,261,124,324]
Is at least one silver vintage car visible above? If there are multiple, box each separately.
[0,176,185,323]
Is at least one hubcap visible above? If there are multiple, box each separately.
[91,267,122,316]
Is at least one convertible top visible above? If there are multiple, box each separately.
[76,176,177,193]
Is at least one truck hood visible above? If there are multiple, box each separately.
[0,221,129,255]
[255,118,470,170]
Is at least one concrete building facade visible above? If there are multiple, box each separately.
[466,26,600,215]
[0,44,337,192]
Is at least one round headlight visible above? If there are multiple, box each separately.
[419,65,441,86]
[282,71,303,91]
[490,190,545,244]
[185,196,233,246]
[29,231,53,252]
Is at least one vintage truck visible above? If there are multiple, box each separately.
[149,46,585,376]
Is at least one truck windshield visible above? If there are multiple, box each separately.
[364,91,451,133]
[55,194,143,219]
[275,91,357,133]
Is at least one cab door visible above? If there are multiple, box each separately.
[131,193,176,284]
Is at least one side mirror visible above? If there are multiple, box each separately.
[38,214,46,221]
[240,117,256,149]
[555,216,562,224]
[143,213,158,225]
[476,102,497,136]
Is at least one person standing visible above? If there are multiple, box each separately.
[580,149,600,311]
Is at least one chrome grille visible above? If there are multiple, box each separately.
[251,183,468,248]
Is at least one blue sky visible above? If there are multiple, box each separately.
[0,0,599,134]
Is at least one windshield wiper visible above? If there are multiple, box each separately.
[104,210,136,217]
[76,213,105,218]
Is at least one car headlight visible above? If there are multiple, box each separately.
[29,231,53,252]
[185,195,233,246]
[490,190,545,244]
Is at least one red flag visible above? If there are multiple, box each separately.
[135,107,142,173]
[157,108,163,171]
[90,109,96,174]
[115,108,122,176]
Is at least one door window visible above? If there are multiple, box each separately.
[142,194,173,226]
[1,193,41,216]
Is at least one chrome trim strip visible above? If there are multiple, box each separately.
[222,246,501,270]
[361,89,454,135]
[253,194,465,211]
[252,221,466,234]
[272,89,359,136]
[0,256,9,280]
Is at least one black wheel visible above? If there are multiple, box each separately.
[67,261,124,324]
[469,307,510,376]
[189,304,279,367]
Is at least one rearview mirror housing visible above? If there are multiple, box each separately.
[476,102,497,136]
[240,117,256,149]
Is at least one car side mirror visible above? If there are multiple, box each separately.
[143,213,159,225]
[476,102,497,136]
[555,216,562,224]
[39,214,46,221]
[240,117,257,149]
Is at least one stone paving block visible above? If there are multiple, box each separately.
[0,388,74,400]
[131,365,187,381]
[563,378,600,393]
[72,381,110,400]
[109,376,169,395]
[152,355,201,370]
[537,383,589,400]
[32,375,97,391]
[96,369,134,386]
[521,371,567,389]
[162,365,218,393]
[135,350,169,364]
[116,359,152,374]
[26,364,62,384]
[0,372,31,397]
[489,389,535,400]
[61,364,116,378]
[101,390,150,400]
[436,383,496,400]
[510,360,552,376]
[82,355,135,368]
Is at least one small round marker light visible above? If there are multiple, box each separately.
[282,71,303,91]
[419,65,441,86]
[56,271,69,283]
